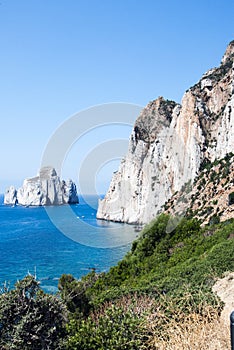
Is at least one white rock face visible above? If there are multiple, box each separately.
[4,186,18,205]
[97,41,234,224]
[4,166,78,206]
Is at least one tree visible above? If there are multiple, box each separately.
[0,275,67,350]
[58,271,98,316]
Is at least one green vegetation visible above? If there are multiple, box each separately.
[1,215,233,349]
[65,305,146,350]
[229,192,234,205]
[86,215,233,303]
[166,153,234,223]
[62,215,234,349]
[0,275,66,350]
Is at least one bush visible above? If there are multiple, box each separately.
[58,272,98,316]
[209,214,220,226]
[136,214,170,258]
[0,275,66,350]
[65,305,146,350]
[228,192,234,205]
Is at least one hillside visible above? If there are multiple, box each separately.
[59,215,234,349]
[164,153,234,225]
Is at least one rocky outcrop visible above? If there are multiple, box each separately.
[4,186,18,205]
[4,166,78,206]
[97,41,234,224]
[164,153,234,225]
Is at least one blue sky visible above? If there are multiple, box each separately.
[0,0,233,194]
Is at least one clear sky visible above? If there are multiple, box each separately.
[0,0,233,195]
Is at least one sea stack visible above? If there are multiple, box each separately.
[4,166,79,206]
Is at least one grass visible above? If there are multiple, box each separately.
[149,309,230,349]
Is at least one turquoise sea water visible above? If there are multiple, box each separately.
[0,195,137,293]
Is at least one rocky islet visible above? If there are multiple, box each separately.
[4,166,78,206]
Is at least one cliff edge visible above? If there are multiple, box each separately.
[97,41,234,224]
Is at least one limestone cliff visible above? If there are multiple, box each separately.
[97,41,234,224]
[4,167,78,206]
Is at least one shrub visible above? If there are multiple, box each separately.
[228,192,234,205]
[65,305,146,350]
[209,214,220,226]
[59,271,100,317]
[0,276,66,350]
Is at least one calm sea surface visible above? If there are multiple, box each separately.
[0,195,138,293]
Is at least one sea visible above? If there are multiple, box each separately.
[0,194,139,293]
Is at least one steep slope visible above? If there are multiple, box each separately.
[97,41,234,224]
[164,153,234,225]
[62,216,234,349]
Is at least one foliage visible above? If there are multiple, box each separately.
[228,191,234,205]
[58,214,234,349]
[58,271,98,317]
[0,275,67,350]
[209,214,220,225]
[65,304,147,350]
[86,215,234,306]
